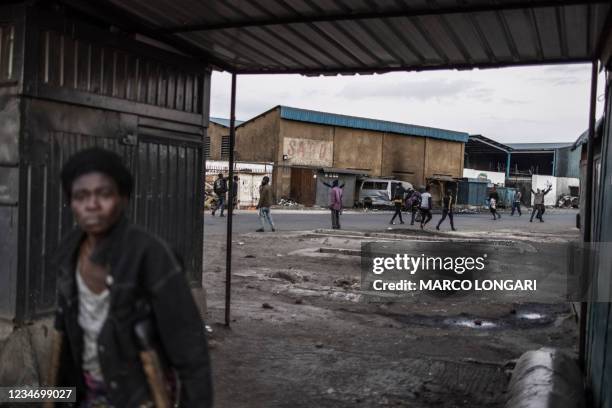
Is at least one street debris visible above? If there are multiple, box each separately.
[270,270,303,283]
[262,303,274,309]
[455,206,480,214]
[557,195,579,208]
[333,277,360,290]
[277,198,301,207]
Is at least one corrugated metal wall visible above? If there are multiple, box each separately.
[0,25,15,80]
[554,146,581,179]
[586,77,612,408]
[0,9,23,322]
[38,30,202,113]
[22,129,139,317]
[133,134,202,282]
[456,180,487,206]
[0,4,209,322]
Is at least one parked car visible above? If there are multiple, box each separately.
[357,178,413,208]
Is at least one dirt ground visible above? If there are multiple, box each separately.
[204,222,580,408]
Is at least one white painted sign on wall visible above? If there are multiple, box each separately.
[283,137,333,167]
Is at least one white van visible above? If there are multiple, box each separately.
[357,178,413,208]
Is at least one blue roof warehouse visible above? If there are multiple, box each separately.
[228,105,469,206]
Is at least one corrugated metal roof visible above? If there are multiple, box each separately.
[468,134,512,152]
[209,117,245,127]
[507,142,574,150]
[279,106,470,143]
[572,117,604,150]
[62,1,612,75]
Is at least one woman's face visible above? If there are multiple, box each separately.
[70,172,127,236]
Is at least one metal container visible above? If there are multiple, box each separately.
[456,179,488,206]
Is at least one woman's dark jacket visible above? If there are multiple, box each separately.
[53,217,213,407]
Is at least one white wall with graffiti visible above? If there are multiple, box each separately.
[205,160,274,208]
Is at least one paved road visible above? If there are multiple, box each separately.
[204,208,579,235]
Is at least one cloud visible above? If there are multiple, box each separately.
[466,87,494,102]
[500,98,528,105]
[528,75,586,86]
[480,115,542,124]
[548,76,585,86]
[544,64,589,75]
[209,65,601,142]
[336,78,487,101]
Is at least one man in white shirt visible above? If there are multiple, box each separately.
[419,185,433,229]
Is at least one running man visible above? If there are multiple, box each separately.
[389,186,405,225]
[436,189,457,231]
[419,185,433,229]
[511,190,522,216]
[489,186,501,220]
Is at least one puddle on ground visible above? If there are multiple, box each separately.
[286,287,363,303]
[517,313,544,320]
[374,306,561,330]
[445,318,497,329]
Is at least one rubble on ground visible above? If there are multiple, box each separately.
[333,277,360,290]
[270,270,304,283]
[557,195,579,208]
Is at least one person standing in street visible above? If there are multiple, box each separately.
[231,175,239,210]
[436,189,457,231]
[212,173,227,217]
[256,176,275,232]
[511,190,522,216]
[389,185,405,225]
[329,179,343,229]
[407,188,421,225]
[419,185,433,229]
[489,186,501,220]
[530,184,552,222]
[49,147,213,407]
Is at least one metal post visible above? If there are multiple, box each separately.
[579,60,599,369]
[225,73,237,327]
[506,152,511,179]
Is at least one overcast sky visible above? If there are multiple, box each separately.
[210,63,606,144]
